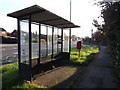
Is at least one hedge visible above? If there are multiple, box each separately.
[0,36,18,44]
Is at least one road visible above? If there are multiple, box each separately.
[0,41,78,65]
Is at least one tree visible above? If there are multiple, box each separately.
[93,1,120,77]
[83,36,91,44]
[93,30,108,45]
[71,35,78,41]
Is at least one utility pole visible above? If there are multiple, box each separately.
[70,0,71,21]
[69,0,72,52]
[91,29,93,46]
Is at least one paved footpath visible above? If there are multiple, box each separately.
[75,46,120,88]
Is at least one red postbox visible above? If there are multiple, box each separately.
[77,41,82,49]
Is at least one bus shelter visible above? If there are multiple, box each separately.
[7,5,80,81]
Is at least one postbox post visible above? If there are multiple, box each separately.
[78,49,80,57]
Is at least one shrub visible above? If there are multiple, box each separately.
[41,39,46,43]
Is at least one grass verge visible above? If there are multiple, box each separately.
[70,46,99,65]
[0,63,47,89]
[1,46,99,89]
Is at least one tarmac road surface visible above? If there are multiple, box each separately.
[0,41,77,65]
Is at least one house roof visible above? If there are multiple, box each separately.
[0,28,6,32]
[7,5,80,28]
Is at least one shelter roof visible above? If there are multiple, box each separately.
[7,5,80,28]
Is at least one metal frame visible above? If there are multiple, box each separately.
[57,28,59,53]
[29,15,32,81]
[61,28,63,52]
[69,28,71,52]
[17,18,70,81]
[46,26,48,56]
[38,23,41,64]
[17,19,21,74]
[52,26,54,58]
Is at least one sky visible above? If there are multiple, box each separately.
[0,0,101,38]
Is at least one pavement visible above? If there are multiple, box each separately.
[75,46,120,88]
[33,65,81,88]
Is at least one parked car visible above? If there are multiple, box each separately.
[57,39,62,44]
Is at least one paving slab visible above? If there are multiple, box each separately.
[33,65,81,88]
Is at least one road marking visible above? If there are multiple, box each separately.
[5,56,10,59]
[13,47,17,49]
[8,60,11,62]
[14,52,18,55]
[3,48,5,51]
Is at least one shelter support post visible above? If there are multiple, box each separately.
[17,19,21,75]
[61,28,63,52]
[57,28,59,53]
[46,26,48,56]
[29,15,32,81]
[38,23,41,64]
[52,26,54,58]
[69,28,71,53]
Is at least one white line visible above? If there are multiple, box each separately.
[0,44,17,47]
[13,47,17,49]
[2,48,5,51]
[14,52,18,55]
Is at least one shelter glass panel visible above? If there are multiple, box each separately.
[58,29,61,53]
[71,29,79,49]
[63,30,69,52]
[41,25,47,56]
[31,23,39,59]
[31,23,39,66]
[20,20,29,64]
[47,26,52,55]
[54,28,58,54]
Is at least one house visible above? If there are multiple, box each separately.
[11,30,18,38]
[0,28,7,37]
[40,34,47,40]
